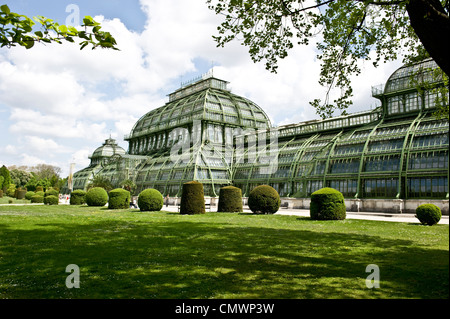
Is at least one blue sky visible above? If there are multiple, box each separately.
[0,0,402,177]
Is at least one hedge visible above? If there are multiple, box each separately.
[45,188,59,197]
[44,195,59,205]
[218,186,243,213]
[415,204,442,226]
[108,188,131,209]
[310,187,346,220]
[138,188,163,212]
[31,195,44,203]
[85,187,108,207]
[248,185,280,214]
[16,189,27,200]
[35,191,45,197]
[25,191,35,200]
[180,181,205,215]
[70,190,86,205]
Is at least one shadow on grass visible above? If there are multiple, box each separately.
[0,215,448,299]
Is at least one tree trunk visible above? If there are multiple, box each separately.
[406,0,450,76]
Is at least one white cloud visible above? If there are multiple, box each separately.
[2,145,19,155]
[18,153,58,168]
[70,149,92,172]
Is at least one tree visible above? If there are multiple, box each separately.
[0,165,12,192]
[9,168,32,188]
[24,175,52,192]
[87,175,114,192]
[0,4,118,50]
[120,179,137,196]
[207,0,449,118]
[30,164,61,180]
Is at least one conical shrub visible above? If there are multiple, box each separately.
[218,186,243,213]
[180,181,205,215]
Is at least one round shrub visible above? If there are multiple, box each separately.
[218,186,243,213]
[31,195,44,203]
[25,191,35,200]
[180,181,205,215]
[248,185,280,214]
[310,187,346,220]
[138,188,163,211]
[415,204,441,226]
[35,191,45,197]
[45,188,59,197]
[44,195,59,205]
[108,188,131,209]
[85,187,108,207]
[70,190,86,205]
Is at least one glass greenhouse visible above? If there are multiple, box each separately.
[66,59,449,203]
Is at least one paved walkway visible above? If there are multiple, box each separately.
[161,204,449,224]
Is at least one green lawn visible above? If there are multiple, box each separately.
[0,204,448,299]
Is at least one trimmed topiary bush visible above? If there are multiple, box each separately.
[25,191,35,200]
[180,181,205,215]
[138,188,163,212]
[45,188,59,198]
[218,186,243,213]
[310,187,346,220]
[70,190,86,205]
[85,187,108,207]
[248,185,280,214]
[35,191,45,197]
[108,188,131,209]
[415,204,442,226]
[44,195,59,205]
[31,195,44,203]
[16,189,27,200]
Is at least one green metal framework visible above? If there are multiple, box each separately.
[66,59,448,200]
[234,58,448,199]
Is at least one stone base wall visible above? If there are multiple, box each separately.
[166,196,449,215]
[276,197,449,215]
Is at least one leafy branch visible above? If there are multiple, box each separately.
[207,0,449,119]
[0,4,118,50]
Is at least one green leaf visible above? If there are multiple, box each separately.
[58,25,68,33]
[79,41,89,50]
[34,31,43,37]
[23,36,35,49]
[83,16,95,26]
[67,26,78,35]
[1,4,10,14]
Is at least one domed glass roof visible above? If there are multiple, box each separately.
[90,138,126,159]
[126,76,271,140]
[384,58,442,94]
